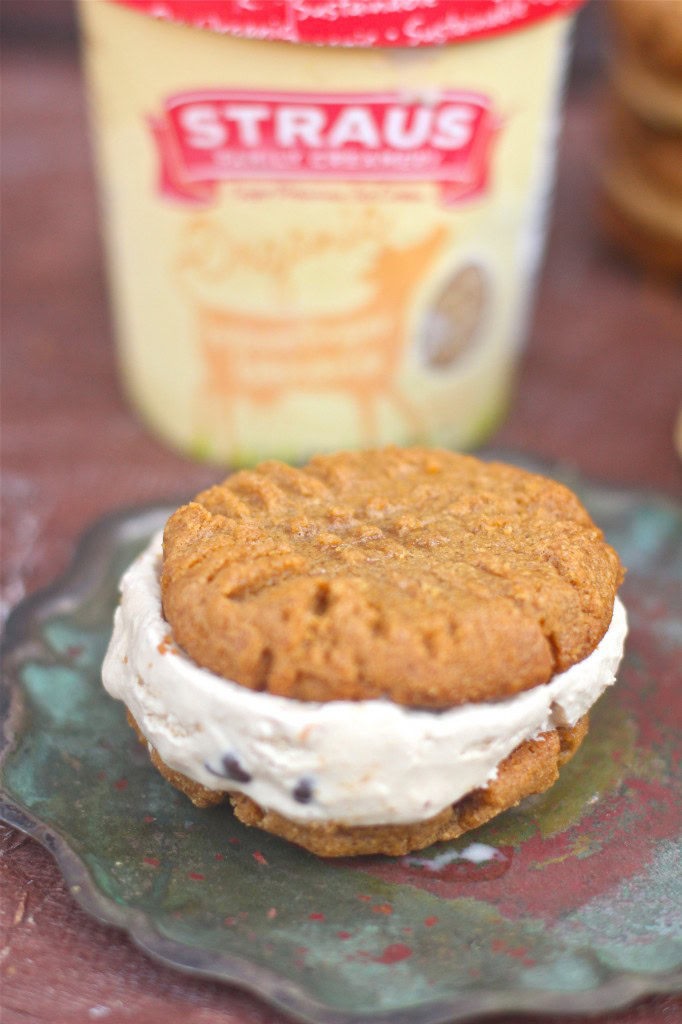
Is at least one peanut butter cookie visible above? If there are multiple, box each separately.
[128,709,590,857]
[161,447,623,708]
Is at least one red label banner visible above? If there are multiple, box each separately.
[150,89,501,206]
[113,0,584,48]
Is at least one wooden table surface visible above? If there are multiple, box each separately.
[1,22,681,1024]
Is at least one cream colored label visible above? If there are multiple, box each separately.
[81,2,571,462]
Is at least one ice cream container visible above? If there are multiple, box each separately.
[80,0,582,463]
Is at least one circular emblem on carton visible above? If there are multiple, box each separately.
[421,264,487,369]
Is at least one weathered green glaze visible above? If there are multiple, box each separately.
[1,463,681,1024]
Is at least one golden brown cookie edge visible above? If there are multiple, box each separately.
[127,710,589,857]
[161,447,624,708]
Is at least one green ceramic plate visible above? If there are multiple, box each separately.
[2,457,682,1024]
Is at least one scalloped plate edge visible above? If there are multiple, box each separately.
[2,500,682,1024]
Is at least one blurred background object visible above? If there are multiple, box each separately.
[600,0,682,276]
[79,0,583,465]
[1,0,76,41]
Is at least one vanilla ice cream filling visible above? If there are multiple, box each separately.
[103,535,627,827]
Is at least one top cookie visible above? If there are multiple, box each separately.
[161,447,623,708]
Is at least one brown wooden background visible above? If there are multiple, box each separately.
[1,3,681,1022]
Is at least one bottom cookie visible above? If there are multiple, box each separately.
[127,710,589,857]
